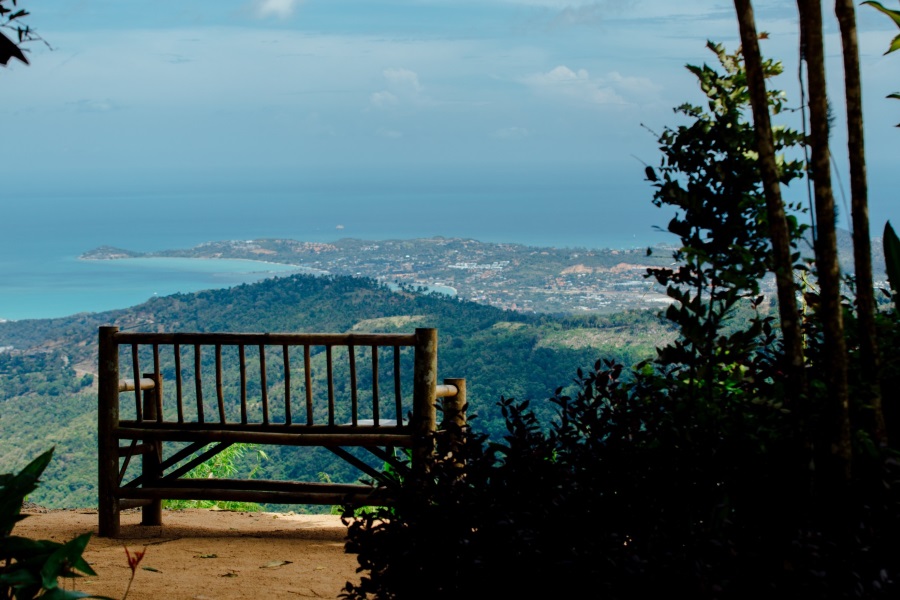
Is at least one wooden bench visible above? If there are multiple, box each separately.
[97,326,465,537]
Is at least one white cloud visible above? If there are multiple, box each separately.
[369,68,425,109]
[520,65,660,107]
[522,65,623,105]
[251,0,303,20]
[383,68,423,93]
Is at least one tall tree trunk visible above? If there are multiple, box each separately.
[733,0,807,401]
[835,0,887,446]
[797,0,852,484]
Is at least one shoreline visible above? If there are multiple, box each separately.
[79,255,331,277]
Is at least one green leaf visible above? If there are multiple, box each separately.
[1,535,62,557]
[40,588,115,600]
[864,1,900,28]
[40,533,95,588]
[889,33,900,54]
[0,448,54,537]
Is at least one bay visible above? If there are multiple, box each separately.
[0,183,671,321]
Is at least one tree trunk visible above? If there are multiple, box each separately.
[835,0,887,446]
[733,0,807,400]
[798,0,852,483]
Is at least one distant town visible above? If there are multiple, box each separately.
[82,234,882,315]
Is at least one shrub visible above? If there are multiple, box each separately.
[1,448,108,600]
[341,353,900,599]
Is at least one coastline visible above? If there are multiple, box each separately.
[79,255,329,277]
[3,236,675,321]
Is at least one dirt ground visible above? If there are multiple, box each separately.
[14,507,363,600]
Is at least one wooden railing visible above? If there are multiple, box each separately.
[97,326,465,537]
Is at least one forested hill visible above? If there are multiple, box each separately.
[0,273,673,508]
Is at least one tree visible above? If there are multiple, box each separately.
[836,0,886,448]
[644,40,806,409]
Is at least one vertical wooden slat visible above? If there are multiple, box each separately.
[98,326,120,537]
[174,343,184,423]
[283,345,292,425]
[304,345,313,426]
[152,344,162,423]
[394,346,402,422]
[259,344,269,426]
[239,344,248,425]
[327,345,335,426]
[194,344,204,424]
[349,345,358,426]
[216,344,225,424]
[412,328,438,477]
[131,343,142,421]
[371,345,380,426]
[441,377,467,471]
[141,372,162,526]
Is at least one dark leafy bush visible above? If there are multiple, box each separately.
[341,351,900,599]
[1,448,108,600]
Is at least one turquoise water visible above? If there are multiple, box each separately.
[0,256,305,321]
[0,184,671,321]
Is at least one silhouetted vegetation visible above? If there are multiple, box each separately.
[0,448,105,599]
[339,41,900,599]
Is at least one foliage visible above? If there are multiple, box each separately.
[863,1,900,125]
[163,444,266,512]
[342,344,900,599]
[0,448,109,599]
[644,41,806,391]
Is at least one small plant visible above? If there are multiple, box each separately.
[0,448,110,599]
[120,547,145,600]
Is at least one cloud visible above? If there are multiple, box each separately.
[369,68,424,109]
[251,0,302,20]
[383,68,423,93]
[370,91,398,108]
[520,65,660,107]
[522,65,623,105]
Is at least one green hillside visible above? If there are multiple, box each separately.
[0,273,672,508]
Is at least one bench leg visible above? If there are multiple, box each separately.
[98,471,120,537]
[141,441,163,526]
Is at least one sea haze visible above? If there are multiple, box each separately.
[0,177,671,321]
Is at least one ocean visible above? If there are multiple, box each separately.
[0,184,671,321]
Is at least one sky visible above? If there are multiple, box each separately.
[3,0,899,237]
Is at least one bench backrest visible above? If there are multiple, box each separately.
[99,327,441,435]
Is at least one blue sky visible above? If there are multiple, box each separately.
[4,0,899,236]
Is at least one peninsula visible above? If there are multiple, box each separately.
[83,237,681,314]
